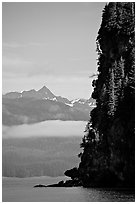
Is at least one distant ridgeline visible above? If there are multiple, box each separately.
[65,2,135,188]
[2,86,95,126]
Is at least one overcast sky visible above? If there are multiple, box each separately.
[2,2,106,99]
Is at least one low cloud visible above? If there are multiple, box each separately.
[3,42,48,49]
[2,120,87,138]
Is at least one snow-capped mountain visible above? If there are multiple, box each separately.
[2,86,96,126]
[70,97,96,108]
[3,86,71,103]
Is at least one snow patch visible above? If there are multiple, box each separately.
[65,103,74,107]
[52,97,57,101]
[71,98,81,104]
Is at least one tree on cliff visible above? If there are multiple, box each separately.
[78,2,135,187]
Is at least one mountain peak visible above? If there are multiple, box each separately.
[38,86,50,94]
[38,86,48,91]
[42,86,47,89]
[37,86,55,98]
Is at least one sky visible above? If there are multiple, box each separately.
[2,2,106,99]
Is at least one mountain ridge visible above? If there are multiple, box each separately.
[2,86,96,126]
[3,86,95,106]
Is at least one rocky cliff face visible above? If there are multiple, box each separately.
[65,3,135,188]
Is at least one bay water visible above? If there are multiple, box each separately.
[3,176,135,202]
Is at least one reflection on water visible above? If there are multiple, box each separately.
[3,177,135,202]
[80,187,135,202]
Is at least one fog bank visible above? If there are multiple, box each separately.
[3,120,87,138]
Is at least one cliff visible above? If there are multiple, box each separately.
[62,2,135,188]
[77,2,135,188]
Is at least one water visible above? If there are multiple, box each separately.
[2,123,135,202]
[3,176,135,202]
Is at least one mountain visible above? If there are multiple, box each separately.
[3,86,71,103]
[2,86,96,126]
[3,92,22,99]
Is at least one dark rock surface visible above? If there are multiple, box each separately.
[34,184,47,188]
[34,179,82,188]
